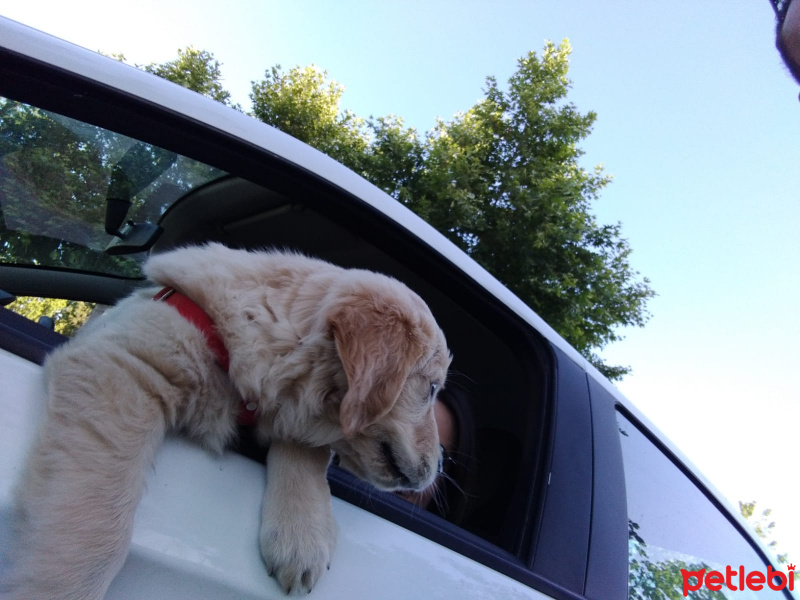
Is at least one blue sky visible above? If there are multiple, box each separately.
[3,0,798,561]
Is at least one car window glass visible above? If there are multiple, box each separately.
[0,97,226,278]
[617,412,790,599]
[5,296,106,336]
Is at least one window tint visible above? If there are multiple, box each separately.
[617,412,790,599]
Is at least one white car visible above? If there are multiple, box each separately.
[0,17,793,600]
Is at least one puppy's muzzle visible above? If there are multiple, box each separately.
[380,442,412,487]
[379,442,442,491]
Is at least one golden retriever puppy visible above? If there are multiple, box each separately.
[3,244,451,599]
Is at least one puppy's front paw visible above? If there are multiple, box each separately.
[260,498,337,595]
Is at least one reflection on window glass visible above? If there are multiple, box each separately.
[0,97,226,277]
[617,412,789,599]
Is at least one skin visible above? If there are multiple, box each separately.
[398,399,457,508]
[777,0,800,84]
[434,400,457,458]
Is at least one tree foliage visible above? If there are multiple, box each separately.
[7,296,95,337]
[739,500,790,565]
[628,520,726,600]
[250,65,369,171]
[142,47,237,108]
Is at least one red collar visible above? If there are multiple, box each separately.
[153,287,258,426]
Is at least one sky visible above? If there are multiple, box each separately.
[2,0,798,562]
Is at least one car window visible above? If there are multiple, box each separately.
[617,412,790,600]
[0,97,226,278]
[4,296,100,336]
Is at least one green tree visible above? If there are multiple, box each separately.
[146,41,655,379]
[628,520,726,600]
[739,500,790,565]
[250,65,369,171]
[142,47,237,108]
[7,296,95,337]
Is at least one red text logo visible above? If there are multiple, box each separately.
[681,564,795,596]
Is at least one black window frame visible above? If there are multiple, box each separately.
[585,376,629,599]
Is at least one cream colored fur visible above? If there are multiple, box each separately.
[2,244,451,598]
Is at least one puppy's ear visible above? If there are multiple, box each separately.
[329,292,423,437]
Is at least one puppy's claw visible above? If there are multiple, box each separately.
[301,569,313,590]
[261,519,335,595]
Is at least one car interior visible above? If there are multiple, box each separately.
[0,92,556,566]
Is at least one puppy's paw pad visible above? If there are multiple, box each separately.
[260,511,336,594]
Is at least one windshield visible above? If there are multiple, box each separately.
[0,97,226,278]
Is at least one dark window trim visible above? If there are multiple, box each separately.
[0,305,68,364]
[0,265,142,306]
[531,347,593,595]
[584,377,628,600]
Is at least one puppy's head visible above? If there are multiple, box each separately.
[327,275,451,493]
